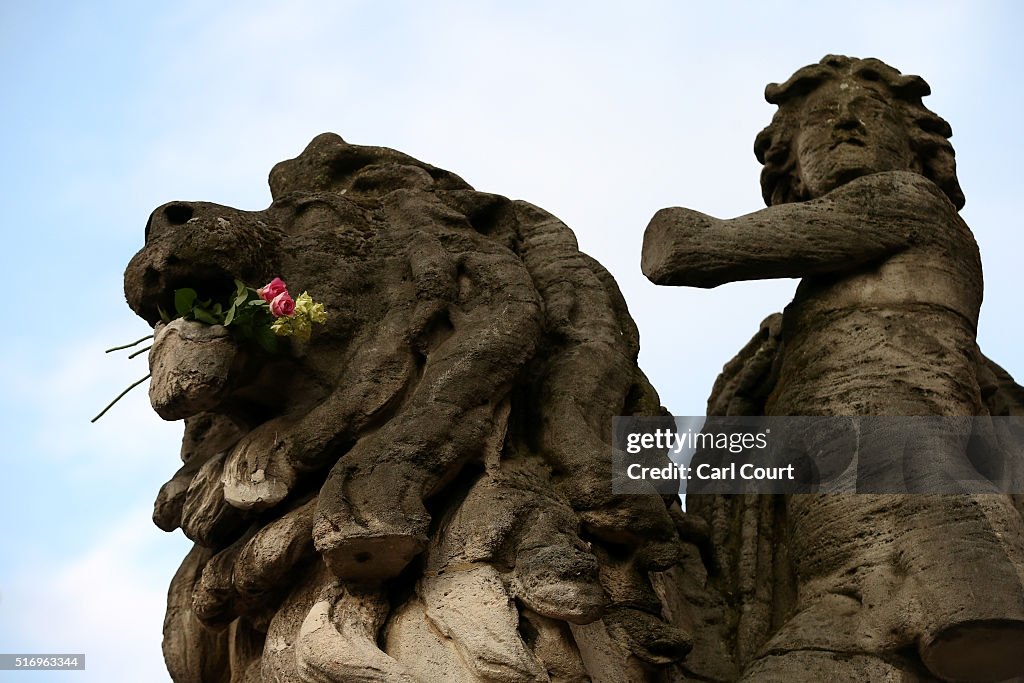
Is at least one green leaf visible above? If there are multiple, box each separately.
[212,302,222,315]
[194,308,218,325]
[157,305,172,323]
[174,289,197,317]
[234,291,249,307]
[235,279,247,297]
[254,325,279,352]
[248,299,266,307]
[224,304,236,326]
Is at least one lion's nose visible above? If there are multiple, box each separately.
[146,202,196,241]
[163,202,194,224]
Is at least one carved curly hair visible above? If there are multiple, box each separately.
[754,54,965,210]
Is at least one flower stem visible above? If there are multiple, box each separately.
[91,374,151,423]
[104,335,155,353]
[127,345,153,360]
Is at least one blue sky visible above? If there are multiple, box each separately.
[1,1,1021,680]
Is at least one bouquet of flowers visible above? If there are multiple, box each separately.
[163,277,328,350]
[94,277,326,421]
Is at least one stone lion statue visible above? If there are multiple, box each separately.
[643,55,1024,682]
[125,133,718,681]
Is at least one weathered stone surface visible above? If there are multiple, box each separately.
[179,451,248,548]
[148,320,238,421]
[643,54,1024,682]
[386,597,479,682]
[128,133,705,680]
[163,545,230,683]
[295,583,419,682]
[422,567,549,681]
[154,414,246,533]
[232,497,315,601]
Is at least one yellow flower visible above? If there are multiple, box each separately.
[270,317,294,337]
[295,292,314,314]
[292,315,313,343]
[295,291,328,325]
[309,302,327,324]
[271,291,326,342]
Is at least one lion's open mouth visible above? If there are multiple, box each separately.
[134,261,238,327]
[132,258,296,422]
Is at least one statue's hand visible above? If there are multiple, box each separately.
[641,207,724,287]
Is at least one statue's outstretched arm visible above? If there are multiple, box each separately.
[642,171,937,288]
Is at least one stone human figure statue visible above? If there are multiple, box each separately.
[642,55,1024,682]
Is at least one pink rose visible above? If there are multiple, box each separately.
[258,277,288,303]
[270,291,296,317]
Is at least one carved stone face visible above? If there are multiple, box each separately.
[795,79,917,198]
